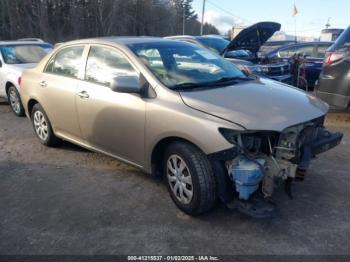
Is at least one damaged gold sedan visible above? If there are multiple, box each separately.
[20,37,342,217]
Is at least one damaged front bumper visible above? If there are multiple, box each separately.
[210,116,343,217]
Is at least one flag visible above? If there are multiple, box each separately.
[292,3,298,16]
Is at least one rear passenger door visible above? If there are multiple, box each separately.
[76,45,146,166]
[40,45,85,141]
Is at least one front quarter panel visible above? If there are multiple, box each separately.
[145,87,242,172]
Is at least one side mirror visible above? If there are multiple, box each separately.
[110,75,140,93]
[0,60,2,68]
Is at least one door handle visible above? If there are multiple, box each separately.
[40,81,47,87]
[77,90,90,99]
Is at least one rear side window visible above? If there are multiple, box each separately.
[45,46,84,78]
[85,46,137,86]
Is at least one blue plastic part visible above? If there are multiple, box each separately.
[231,157,265,200]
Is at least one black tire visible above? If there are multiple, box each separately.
[7,86,25,117]
[163,141,217,215]
[31,103,61,146]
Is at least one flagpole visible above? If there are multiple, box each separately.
[200,0,206,35]
[294,16,297,42]
[293,0,297,42]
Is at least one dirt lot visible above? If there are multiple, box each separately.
[0,100,350,255]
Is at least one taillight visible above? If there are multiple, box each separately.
[324,51,344,65]
[18,77,22,86]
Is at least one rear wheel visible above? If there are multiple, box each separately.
[163,142,217,215]
[7,86,25,117]
[31,103,61,146]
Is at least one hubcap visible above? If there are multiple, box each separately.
[167,154,193,205]
[9,89,20,114]
[33,111,49,141]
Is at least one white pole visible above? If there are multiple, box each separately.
[183,6,185,35]
[294,0,297,42]
[294,16,297,42]
[200,0,206,35]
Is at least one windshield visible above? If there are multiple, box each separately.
[196,37,230,54]
[0,44,52,64]
[128,42,247,90]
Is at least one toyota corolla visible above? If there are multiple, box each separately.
[20,37,343,217]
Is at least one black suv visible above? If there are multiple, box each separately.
[316,26,350,108]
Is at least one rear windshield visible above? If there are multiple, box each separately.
[330,26,350,51]
[0,44,52,64]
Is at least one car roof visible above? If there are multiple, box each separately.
[265,41,333,54]
[166,35,225,40]
[277,41,333,48]
[165,35,198,40]
[60,36,179,47]
[0,40,51,46]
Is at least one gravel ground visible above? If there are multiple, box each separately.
[0,100,350,255]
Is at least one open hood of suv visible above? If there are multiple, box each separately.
[225,22,281,54]
[180,78,328,131]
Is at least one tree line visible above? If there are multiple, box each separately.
[0,0,220,43]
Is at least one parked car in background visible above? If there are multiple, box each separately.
[164,35,254,72]
[0,40,53,116]
[259,40,297,55]
[316,26,350,109]
[166,22,292,84]
[265,41,333,89]
[20,37,342,217]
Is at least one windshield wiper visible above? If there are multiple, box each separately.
[213,76,253,83]
[172,76,253,90]
[171,82,204,90]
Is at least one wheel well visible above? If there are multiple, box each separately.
[5,82,15,95]
[27,99,39,116]
[150,137,202,178]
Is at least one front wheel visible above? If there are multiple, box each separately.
[7,86,25,117]
[163,142,217,215]
[31,103,61,146]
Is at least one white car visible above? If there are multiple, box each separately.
[0,41,52,116]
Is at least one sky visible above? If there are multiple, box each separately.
[192,0,349,37]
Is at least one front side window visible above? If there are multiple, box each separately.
[294,45,314,57]
[0,44,52,64]
[278,46,296,58]
[316,45,330,58]
[45,46,84,78]
[128,42,248,90]
[85,46,138,86]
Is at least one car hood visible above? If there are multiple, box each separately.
[225,22,281,54]
[180,78,328,131]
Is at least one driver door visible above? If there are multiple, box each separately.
[76,45,146,166]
